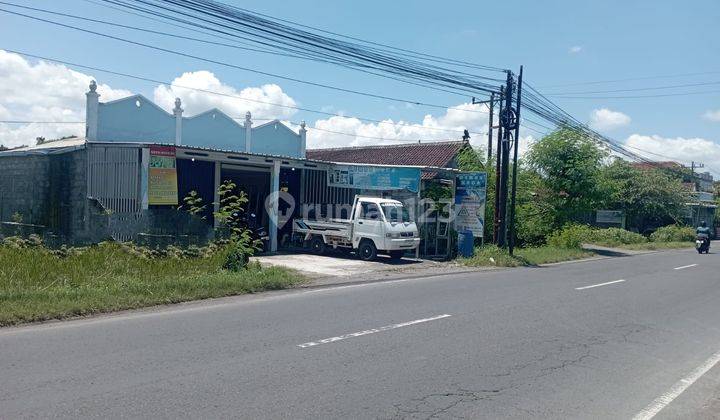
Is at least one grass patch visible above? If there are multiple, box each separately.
[606,241,694,251]
[459,245,595,267]
[0,242,304,326]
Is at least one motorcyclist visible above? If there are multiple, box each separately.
[696,221,711,247]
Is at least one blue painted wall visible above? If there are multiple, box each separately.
[183,109,246,152]
[95,95,303,157]
[97,95,175,143]
[251,121,301,157]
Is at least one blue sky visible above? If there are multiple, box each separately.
[1,0,719,173]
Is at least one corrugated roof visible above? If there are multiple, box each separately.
[306,140,468,169]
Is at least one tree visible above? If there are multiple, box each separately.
[525,128,607,227]
[599,159,688,232]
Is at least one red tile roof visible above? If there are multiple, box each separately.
[307,140,468,169]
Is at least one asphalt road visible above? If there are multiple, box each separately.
[2,248,720,419]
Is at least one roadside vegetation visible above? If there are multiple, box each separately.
[0,237,303,326]
[0,181,306,327]
[460,245,594,267]
[458,128,699,267]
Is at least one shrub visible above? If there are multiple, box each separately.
[590,227,646,246]
[650,225,696,243]
[546,224,593,249]
[221,230,260,271]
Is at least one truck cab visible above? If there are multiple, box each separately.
[350,197,420,260]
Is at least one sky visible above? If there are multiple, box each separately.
[0,0,719,175]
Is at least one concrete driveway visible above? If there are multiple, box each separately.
[253,252,434,278]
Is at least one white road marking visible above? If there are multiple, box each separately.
[575,279,626,290]
[673,264,698,270]
[632,349,720,420]
[297,314,452,348]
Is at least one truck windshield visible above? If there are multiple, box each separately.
[381,204,410,223]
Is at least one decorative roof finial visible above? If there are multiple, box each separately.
[245,111,252,121]
[300,120,306,130]
[89,80,97,92]
[174,97,182,111]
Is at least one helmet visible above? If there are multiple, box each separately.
[701,221,707,227]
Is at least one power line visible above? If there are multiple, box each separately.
[545,80,720,95]
[538,70,720,88]
[93,0,504,93]
[0,7,493,112]
[547,89,720,99]
[3,49,487,137]
[0,1,478,100]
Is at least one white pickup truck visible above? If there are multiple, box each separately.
[292,196,420,261]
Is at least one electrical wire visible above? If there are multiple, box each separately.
[0,7,494,111]
[3,49,488,137]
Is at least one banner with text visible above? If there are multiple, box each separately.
[328,165,421,193]
[454,172,487,237]
[148,146,178,205]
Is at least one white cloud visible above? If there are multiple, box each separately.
[702,109,720,122]
[625,134,720,176]
[153,71,297,121]
[0,50,131,148]
[569,46,583,54]
[307,102,490,149]
[589,108,631,130]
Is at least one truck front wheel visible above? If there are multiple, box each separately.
[358,240,377,261]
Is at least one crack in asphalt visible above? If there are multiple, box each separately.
[387,323,658,419]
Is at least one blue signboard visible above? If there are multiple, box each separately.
[455,172,487,237]
[328,165,421,192]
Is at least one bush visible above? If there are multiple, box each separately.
[590,227,646,246]
[546,224,593,249]
[650,225,696,243]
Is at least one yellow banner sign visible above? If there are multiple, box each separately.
[148,146,178,205]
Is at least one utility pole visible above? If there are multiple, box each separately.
[497,71,514,248]
[487,93,495,162]
[471,95,495,162]
[493,86,504,244]
[508,66,523,256]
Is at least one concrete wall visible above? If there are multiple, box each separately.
[0,154,52,225]
[98,95,176,143]
[251,121,302,157]
[92,92,304,157]
[182,110,246,151]
[0,150,89,241]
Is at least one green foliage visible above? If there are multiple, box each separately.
[179,190,207,219]
[2,234,43,248]
[222,231,257,271]
[526,128,608,225]
[456,146,485,172]
[214,180,249,236]
[459,244,593,267]
[599,160,688,232]
[546,224,593,249]
[0,241,303,326]
[11,212,23,223]
[650,225,696,242]
[546,225,647,248]
[591,227,646,246]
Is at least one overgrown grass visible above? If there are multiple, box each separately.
[459,245,595,267]
[0,242,304,326]
[608,241,694,250]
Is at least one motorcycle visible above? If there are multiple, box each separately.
[695,234,710,254]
